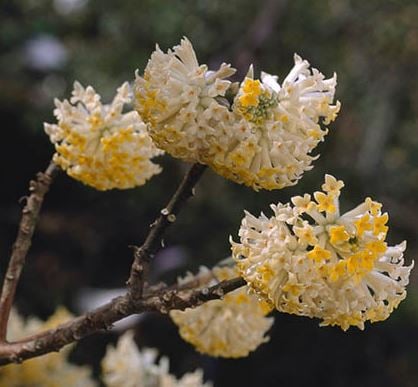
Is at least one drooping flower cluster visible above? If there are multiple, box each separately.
[45,82,162,190]
[232,175,414,330]
[101,330,211,387]
[213,61,340,190]
[134,37,235,163]
[135,38,340,190]
[0,308,96,387]
[170,266,273,357]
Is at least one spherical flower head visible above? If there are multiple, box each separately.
[134,37,236,163]
[102,330,211,387]
[0,308,96,387]
[169,267,273,358]
[232,174,414,331]
[210,56,340,191]
[45,81,163,190]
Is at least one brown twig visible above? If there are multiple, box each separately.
[127,163,207,300]
[0,161,232,366]
[0,277,245,366]
[0,161,59,341]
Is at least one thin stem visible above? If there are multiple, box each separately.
[127,163,207,300]
[0,161,59,341]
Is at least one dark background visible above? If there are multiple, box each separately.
[1,0,417,386]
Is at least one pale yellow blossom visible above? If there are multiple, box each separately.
[232,174,414,330]
[170,267,273,358]
[136,38,340,191]
[134,37,235,164]
[210,56,340,190]
[102,331,211,387]
[45,82,162,190]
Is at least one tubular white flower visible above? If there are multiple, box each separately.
[102,331,211,387]
[211,56,340,190]
[0,308,96,387]
[232,174,414,330]
[170,267,273,358]
[45,82,162,190]
[134,37,236,163]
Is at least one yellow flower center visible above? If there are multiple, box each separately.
[307,245,332,262]
[236,78,277,125]
[354,214,372,237]
[239,79,262,107]
[328,225,350,245]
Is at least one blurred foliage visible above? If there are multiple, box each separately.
[1,0,418,386]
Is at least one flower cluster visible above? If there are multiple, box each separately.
[0,308,96,387]
[102,330,211,387]
[232,175,414,330]
[45,82,162,190]
[212,60,340,190]
[135,39,340,190]
[36,36,414,369]
[170,266,273,357]
[134,37,235,163]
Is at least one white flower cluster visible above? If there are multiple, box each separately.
[134,38,235,163]
[170,266,273,358]
[0,308,96,387]
[37,36,414,364]
[102,331,211,387]
[212,60,340,190]
[232,175,414,330]
[135,38,340,190]
[45,82,162,190]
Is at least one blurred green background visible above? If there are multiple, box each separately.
[1,0,418,386]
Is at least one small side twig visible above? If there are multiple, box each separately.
[0,161,59,341]
[127,163,207,300]
[0,276,245,366]
[148,277,246,313]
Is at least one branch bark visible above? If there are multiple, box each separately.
[0,161,59,341]
[127,163,207,300]
[0,277,245,366]
[0,161,215,366]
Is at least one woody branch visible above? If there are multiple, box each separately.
[0,161,247,366]
[0,161,59,341]
[0,276,245,366]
